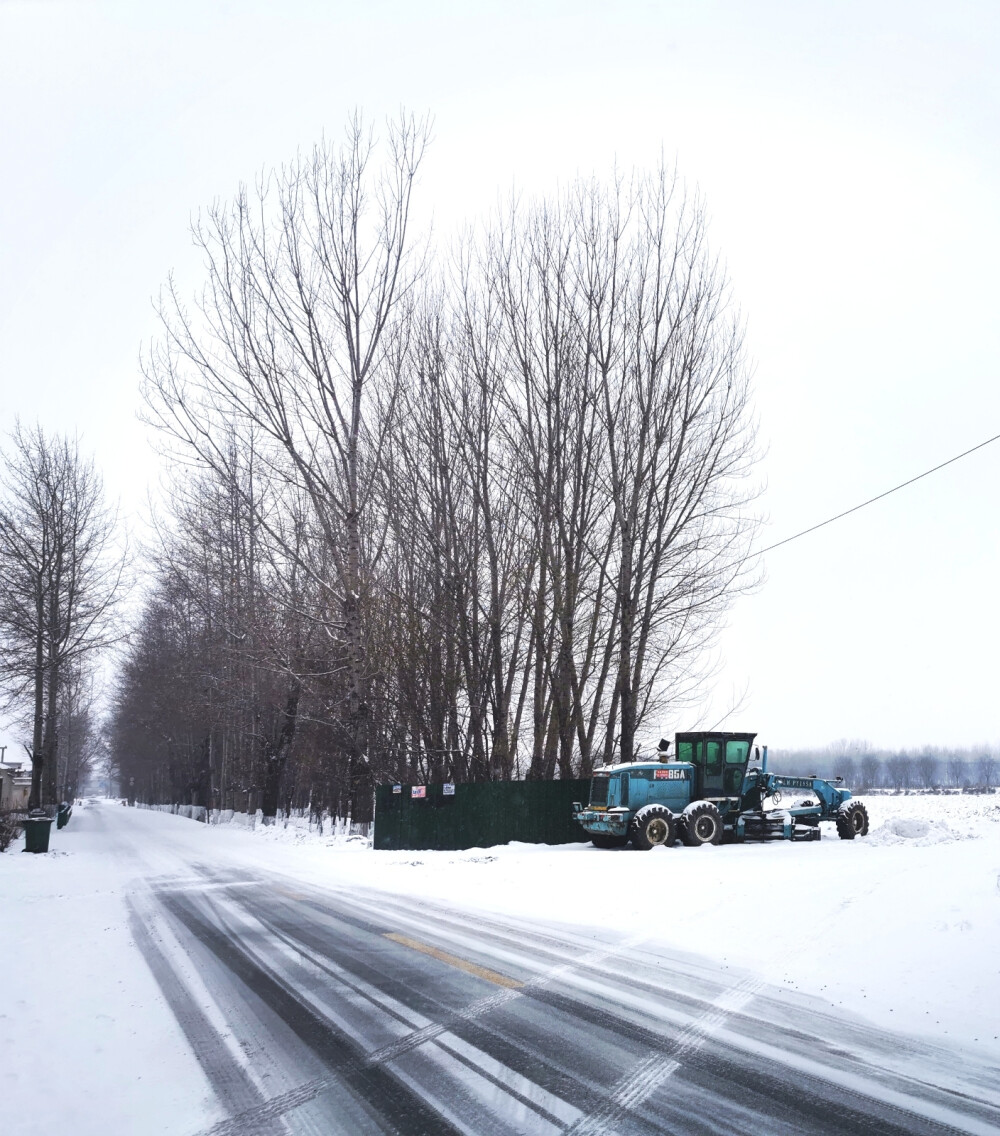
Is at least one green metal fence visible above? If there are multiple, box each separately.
[373,779,590,851]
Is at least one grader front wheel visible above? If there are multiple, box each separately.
[630,805,676,850]
[591,834,628,849]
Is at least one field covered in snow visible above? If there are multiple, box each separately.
[1,790,998,1135]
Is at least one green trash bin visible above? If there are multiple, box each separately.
[23,811,53,853]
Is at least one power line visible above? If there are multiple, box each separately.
[758,429,1000,556]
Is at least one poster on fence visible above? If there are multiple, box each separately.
[443,783,456,796]
[392,784,402,794]
[411,786,426,799]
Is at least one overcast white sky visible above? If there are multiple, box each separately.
[1,0,998,755]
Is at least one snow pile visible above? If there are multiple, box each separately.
[863,791,998,845]
[867,814,971,845]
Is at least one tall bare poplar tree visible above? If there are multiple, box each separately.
[0,425,124,806]
[456,167,757,769]
[143,113,430,812]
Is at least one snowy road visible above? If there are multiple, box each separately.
[61,805,994,1136]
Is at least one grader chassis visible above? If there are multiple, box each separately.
[573,732,870,849]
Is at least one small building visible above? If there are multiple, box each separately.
[0,763,31,810]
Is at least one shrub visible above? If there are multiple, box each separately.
[0,810,24,852]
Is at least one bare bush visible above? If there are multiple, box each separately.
[0,811,23,852]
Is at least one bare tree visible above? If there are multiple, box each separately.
[916,753,939,789]
[884,754,911,793]
[826,738,858,787]
[858,753,881,792]
[142,113,430,816]
[947,755,968,788]
[56,660,101,801]
[576,170,759,763]
[0,425,125,807]
[836,755,857,787]
[457,166,758,770]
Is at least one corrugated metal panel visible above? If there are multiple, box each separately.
[373,779,590,851]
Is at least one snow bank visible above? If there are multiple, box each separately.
[0,805,217,1136]
[869,815,967,845]
[864,792,998,845]
[135,801,372,843]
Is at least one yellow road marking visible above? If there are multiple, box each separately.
[384,933,524,989]
[274,886,309,900]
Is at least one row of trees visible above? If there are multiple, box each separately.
[108,115,759,821]
[0,426,123,806]
[772,739,999,792]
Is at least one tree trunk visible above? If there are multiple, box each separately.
[29,632,45,808]
[259,680,301,820]
[42,658,60,805]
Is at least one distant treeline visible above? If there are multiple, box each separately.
[761,742,998,792]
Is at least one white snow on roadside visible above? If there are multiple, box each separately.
[0,800,219,1136]
[2,790,998,1136]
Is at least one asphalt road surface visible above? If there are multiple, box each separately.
[110,815,1000,1135]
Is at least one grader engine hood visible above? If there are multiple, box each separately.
[574,762,695,837]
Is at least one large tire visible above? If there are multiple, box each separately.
[591,833,628,849]
[630,805,676,850]
[836,800,869,840]
[680,801,724,846]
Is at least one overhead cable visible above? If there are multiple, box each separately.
[758,429,1000,556]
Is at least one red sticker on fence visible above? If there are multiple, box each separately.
[411,786,426,798]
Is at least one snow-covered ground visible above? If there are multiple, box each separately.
[1,792,998,1135]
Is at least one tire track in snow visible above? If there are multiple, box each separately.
[194,882,588,1134]
[202,1080,327,1136]
[152,872,645,1134]
[138,866,1000,1136]
[303,887,998,1136]
[158,886,471,1136]
[562,972,765,1136]
[127,895,280,1133]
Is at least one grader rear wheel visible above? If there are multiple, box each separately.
[836,801,870,839]
[680,801,723,846]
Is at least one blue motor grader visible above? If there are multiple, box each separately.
[572,732,870,849]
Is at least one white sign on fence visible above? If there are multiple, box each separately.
[392,784,402,794]
[411,785,426,799]
[443,783,456,796]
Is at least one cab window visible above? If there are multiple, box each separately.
[726,739,750,764]
[677,739,697,763]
